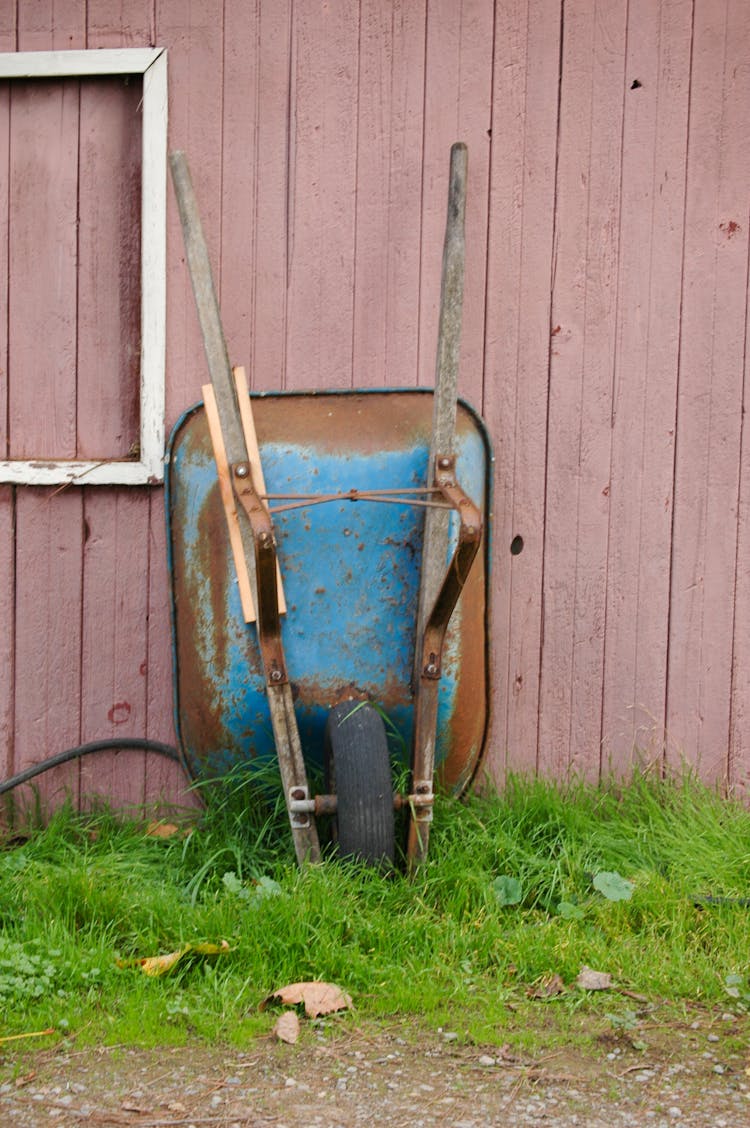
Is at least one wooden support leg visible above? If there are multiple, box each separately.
[170,151,319,866]
[408,142,468,871]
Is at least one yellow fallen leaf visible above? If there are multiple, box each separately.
[262,981,353,1018]
[117,940,230,977]
[274,1011,300,1044]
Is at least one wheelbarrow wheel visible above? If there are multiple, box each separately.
[325,701,395,868]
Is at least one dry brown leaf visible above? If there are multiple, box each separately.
[13,1072,37,1088]
[274,1010,300,1044]
[145,821,181,839]
[576,966,612,991]
[262,981,353,1018]
[528,973,567,999]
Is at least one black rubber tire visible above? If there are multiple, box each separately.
[325,702,395,868]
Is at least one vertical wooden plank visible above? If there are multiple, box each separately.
[158,0,226,427]
[13,489,84,810]
[601,0,692,769]
[419,0,493,408]
[79,490,150,807]
[11,3,86,814]
[0,81,7,460]
[144,498,196,811]
[285,0,360,390]
[219,0,259,379]
[729,260,750,798]
[79,2,163,809]
[0,11,15,797]
[87,0,155,47]
[666,0,750,784]
[8,78,78,459]
[251,1,293,392]
[351,0,426,388]
[535,0,625,781]
[154,0,227,805]
[76,75,142,459]
[0,480,14,792]
[482,0,560,781]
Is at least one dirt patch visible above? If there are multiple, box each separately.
[1,1014,748,1127]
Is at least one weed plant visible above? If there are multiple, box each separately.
[1,766,749,1048]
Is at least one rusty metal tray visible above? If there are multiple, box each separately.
[166,387,492,796]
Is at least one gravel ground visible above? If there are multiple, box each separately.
[1,1016,748,1127]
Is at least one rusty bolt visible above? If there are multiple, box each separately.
[438,456,452,469]
[290,788,306,801]
[270,669,283,682]
[416,783,430,795]
[234,463,250,479]
[425,662,438,676]
[439,477,455,488]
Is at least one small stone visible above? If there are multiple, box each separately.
[708,1033,721,1042]
[284,1077,297,1088]
[668,1108,682,1118]
[713,1064,726,1074]
[443,1031,458,1042]
[478,1055,495,1067]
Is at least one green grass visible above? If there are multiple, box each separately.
[1,766,750,1050]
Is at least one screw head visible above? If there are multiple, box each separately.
[234,463,249,479]
[425,662,438,676]
[270,668,283,682]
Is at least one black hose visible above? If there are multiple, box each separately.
[0,739,184,796]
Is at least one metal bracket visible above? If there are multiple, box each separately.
[409,780,434,823]
[231,461,288,687]
[287,785,312,829]
[417,454,482,682]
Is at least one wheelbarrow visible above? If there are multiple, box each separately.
[167,146,492,870]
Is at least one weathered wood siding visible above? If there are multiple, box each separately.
[1,0,749,808]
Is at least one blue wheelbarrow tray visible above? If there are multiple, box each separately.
[166,387,492,797]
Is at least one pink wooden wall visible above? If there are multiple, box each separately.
[1,0,749,811]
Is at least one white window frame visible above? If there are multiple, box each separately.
[0,48,167,486]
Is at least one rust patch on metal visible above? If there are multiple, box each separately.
[439,544,489,795]
[169,418,239,773]
[251,391,479,457]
